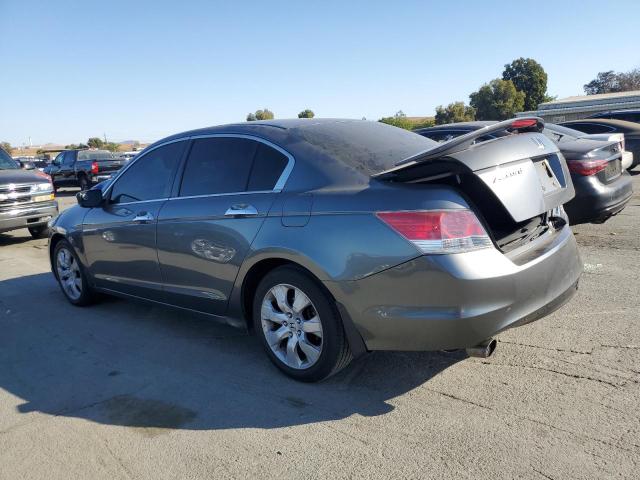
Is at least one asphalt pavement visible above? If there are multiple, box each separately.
[1,176,639,480]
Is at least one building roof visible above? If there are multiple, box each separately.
[543,90,640,106]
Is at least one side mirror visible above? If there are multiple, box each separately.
[76,189,104,208]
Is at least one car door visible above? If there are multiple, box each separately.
[57,150,77,186]
[48,152,65,185]
[82,140,187,300]
[156,135,292,316]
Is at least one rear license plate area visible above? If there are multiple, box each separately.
[605,159,621,181]
[534,158,562,194]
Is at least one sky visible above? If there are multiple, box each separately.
[1,0,639,146]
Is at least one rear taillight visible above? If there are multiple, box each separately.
[567,159,608,176]
[91,161,99,174]
[620,138,625,151]
[511,118,538,129]
[376,210,492,254]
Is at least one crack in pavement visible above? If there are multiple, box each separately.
[498,339,592,355]
[480,360,623,388]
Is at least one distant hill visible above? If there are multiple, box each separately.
[118,140,140,145]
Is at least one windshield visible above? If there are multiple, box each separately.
[0,148,19,170]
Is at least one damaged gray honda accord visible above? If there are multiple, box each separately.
[49,118,582,381]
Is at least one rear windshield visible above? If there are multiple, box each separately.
[78,150,115,161]
[291,121,438,176]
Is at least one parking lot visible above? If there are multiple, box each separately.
[0,175,638,479]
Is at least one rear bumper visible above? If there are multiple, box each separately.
[0,202,59,233]
[565,171,633,225]
[326,224,582,351]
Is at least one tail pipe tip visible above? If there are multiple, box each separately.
[466,338,497,358]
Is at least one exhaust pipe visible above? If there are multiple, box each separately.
[466,338,497,358]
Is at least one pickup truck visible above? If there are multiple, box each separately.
[44,149,127,191]
[0,147,58,238]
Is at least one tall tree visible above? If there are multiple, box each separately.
[502,58,549,110]
[616,68,640,92]
[378,110,413,130]
[247,108,274,121]
[298,109,315,118]
[583,71,620,95]
[469,79,525,120]
[87,137,104,148]
[434,102,475,125]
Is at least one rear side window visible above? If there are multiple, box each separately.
[247,143,289,191]
[180,137,257,196]
[110,141,185,204]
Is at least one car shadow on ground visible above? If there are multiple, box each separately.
[0,273,465,433]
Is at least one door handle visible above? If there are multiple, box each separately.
[132,211,154,222]
[224,204,258,217]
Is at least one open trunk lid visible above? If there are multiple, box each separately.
[375,118,575,223]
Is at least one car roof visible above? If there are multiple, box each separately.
[562,118,640,131]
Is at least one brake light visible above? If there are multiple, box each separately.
[376,210,492,254]
[91,161,99,175]
[511,118,538,129]
[567,159,608,176]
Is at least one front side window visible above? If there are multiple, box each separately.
[109,141,185,204]
[62,151,75,165]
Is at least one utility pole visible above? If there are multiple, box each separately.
[103,132,107,143]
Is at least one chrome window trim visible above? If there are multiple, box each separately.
[101,138,189,199]
[111,197,170,206]
[101,134,295,203]
[168,190,273,201]
[185,133,295,193]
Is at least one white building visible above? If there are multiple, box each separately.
[517,90,640,122]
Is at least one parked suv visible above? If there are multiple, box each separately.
[44,149,127,191]
[0,146,58,238]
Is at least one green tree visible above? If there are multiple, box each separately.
[87,137,104,148]
[0,141,12,154]
[378,110,413,130]
[298,109,315,118]
[434,102,475,125]
[470,79,525,120]
[584,70,619,95]
[103,142,120,152]
[247,108,274,121]
[502,58,550,111]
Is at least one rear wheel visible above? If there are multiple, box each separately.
[28,225,48,238]
[53,239,95,306]
[254,266,352,382]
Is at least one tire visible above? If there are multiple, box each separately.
[78,175,90,191]
[253,266,352,382]
[28,225,48,238]
[53,239,95,306]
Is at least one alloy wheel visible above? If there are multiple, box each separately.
[56,247,82,300]
[261,283,323,369]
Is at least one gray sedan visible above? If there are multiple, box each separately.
[49,118,582,381]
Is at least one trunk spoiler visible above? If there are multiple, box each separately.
[374,117,544,179]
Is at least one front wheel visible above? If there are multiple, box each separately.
[53,239,95,306]
[254,266,352,382]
